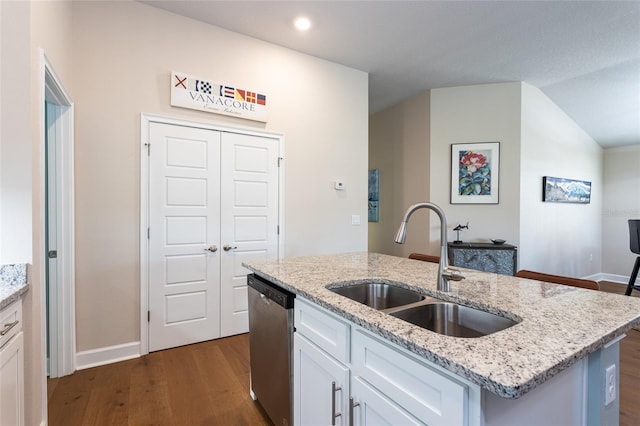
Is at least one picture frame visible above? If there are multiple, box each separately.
[451,142,500,204]
[368,169,379,222]
[542,176,591,204]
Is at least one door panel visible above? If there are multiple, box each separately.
[148,123,280,350]
[166,177,207,206]
[165,291,207,323]
[220,132,279,337]
[149,123,221,352]
[165,254,207,285]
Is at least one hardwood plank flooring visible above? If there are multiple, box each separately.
[48,335,270,426]
[48,282,640,425]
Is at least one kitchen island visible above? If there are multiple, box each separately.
[245,252,640,426]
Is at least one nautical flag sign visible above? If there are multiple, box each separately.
[170,71,268,122]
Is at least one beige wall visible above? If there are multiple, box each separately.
[369,92,430,257]
[1,1,32,263]
[430,83,522,253]
[520,83,603,278]
[1,0,74,424]
[72,1,368,352]
[603,145,640,279]
[370,82,605,278]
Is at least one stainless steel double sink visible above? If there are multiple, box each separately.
[329,282,518,338]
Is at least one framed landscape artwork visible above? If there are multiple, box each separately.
[542,176,591,204]
[451,142,500,204]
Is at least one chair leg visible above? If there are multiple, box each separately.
[625,256,640,296]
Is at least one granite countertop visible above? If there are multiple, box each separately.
[0,264,30,310]
[244,252,640,399]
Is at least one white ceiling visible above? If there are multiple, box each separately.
[142,1,640,148]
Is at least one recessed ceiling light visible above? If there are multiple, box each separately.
[294,17,311,31]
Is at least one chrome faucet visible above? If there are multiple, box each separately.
[394,202,464,292]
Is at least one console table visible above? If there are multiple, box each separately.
[448,242,518,276]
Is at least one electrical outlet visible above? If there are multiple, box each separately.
[605,364,616,406]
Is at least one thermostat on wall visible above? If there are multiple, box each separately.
[334,181,345,190]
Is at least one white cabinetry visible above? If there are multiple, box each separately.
[293,297,479,426]
[294,333,350,425]
[0,299,24,426]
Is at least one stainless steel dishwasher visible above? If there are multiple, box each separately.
[247,273,295,426]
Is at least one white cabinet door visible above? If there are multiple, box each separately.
[352,330,468,425]
[351,376,423,426]
[0,332,24,426]
[294,333,350,426]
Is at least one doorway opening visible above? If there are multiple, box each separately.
[43,53,75,378]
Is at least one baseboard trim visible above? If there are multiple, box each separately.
[75,341,141,370]
[593,273,631,284]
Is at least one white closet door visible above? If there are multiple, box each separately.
[148,123,221,352]
[219,132,279,337]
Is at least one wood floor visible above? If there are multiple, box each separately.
[47,334,271,425]
[48,282,640,425]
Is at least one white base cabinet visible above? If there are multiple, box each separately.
[0,300,24,426]
[294,333,349,426]
[293,297,479,426]
[293,296,613,426]
[351,376,424,426]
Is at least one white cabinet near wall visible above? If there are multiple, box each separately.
[0,299,24,426]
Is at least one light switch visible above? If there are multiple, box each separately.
[352,215,361,225]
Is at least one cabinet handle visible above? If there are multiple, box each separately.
[1,320,18,336]
[331,381,342,425]
[349,397,360,426]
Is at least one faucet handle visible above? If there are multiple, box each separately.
[442,267,465,282]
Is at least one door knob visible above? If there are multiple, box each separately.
[223,244,237,251]
[204,245,218,253]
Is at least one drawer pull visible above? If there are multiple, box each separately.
[1,320,19,336]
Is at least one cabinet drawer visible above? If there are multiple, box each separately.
[352,329,469,425]
[0,300,22,349]
[295,298,350,363]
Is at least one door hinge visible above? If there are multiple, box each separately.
[144,143,150,156]
[277,157,283,167]
[147,311,150,322]
[147,227,150,239]
[277,225,280,235]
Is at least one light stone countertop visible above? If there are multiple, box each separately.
[0,264,30,310]
[244,252,640,399]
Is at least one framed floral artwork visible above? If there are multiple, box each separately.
[450,142,500,204]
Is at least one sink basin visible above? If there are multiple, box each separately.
[329,283,425,310]
[390,302,518,338]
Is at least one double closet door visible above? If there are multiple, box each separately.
[148,122,279,352]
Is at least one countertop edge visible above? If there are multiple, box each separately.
[0,282,30,311]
